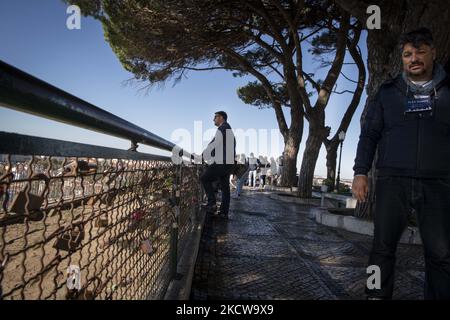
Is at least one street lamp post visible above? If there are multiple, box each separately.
[335,130,346,193]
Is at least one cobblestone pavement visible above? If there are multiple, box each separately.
[190,191,425,300]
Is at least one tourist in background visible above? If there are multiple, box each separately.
[248,153,258,188]
[233,153,250,199]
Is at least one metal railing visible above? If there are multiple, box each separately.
[0,60,202,300]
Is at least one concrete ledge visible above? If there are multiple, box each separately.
[311,191,355,208]
[269,192,322,206]
[312,191,350,202]
[314,208,422,245]
[269,192,338,208]
[163,208,206,300]
[263,185,298,193]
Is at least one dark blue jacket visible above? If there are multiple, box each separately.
[353,73,450,178]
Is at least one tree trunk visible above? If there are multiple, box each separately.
[336,0,450,219]
[296,12,349,198]
[280,135,300,187]
[298,120,329,198]
[323,23,366,194]
[280,115,303,187]
[325,140,339,190]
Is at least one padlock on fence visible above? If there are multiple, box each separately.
[95,210,108,228]
[117,187,129,197]
[99,188,118,207]
[131,208,145,221]
[128,208,146,231]
[66,276,102,300]
[0,172,14,212]
[9,173,49,218]
[63,160,97,176]
[162,189,171,199]
[53,223,84,252]
[139,172,151,189]
[140,238,156,255]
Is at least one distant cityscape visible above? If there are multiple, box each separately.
[313,175,353,188]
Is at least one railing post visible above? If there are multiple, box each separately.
[169,164,182,281]
[169,220,179,280]
[193,165,201,221]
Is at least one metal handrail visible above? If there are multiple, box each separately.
[0,60,190,158]
[0,61,206,301]
[0,131,171,161]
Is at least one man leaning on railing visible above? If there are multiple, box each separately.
[192,111,236,217]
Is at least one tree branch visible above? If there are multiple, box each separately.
[332,89,356,95]
[268,0,315,115]
[242,1,290,54]
[300,26,325,42]
[247,31,286,63]
[268,0,297,38]
[314,12,350,112]
[340,71,359,83]
[295,42,314,115]
[221,47,290,137]
[184,66,228,71]
[293,0,305,27]
[328,22,366,144]
[257,62,285,79]
[302,71,320,94]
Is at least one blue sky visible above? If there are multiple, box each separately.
[0,0,368,179]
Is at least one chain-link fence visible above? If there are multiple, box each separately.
[0,145,202,300]
[0,60,205,300]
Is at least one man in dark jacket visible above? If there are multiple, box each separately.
[352,28,450,300]
[200,111,236,216]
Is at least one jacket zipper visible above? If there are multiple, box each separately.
[417,84,440,173]
[398,75,447,175]
[416,117,421,175]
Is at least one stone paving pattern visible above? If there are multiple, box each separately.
[190,191,425,300]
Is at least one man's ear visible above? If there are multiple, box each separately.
[432,47,437,60]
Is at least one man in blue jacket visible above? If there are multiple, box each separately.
[200,111,236,217]
[352,28,450,299]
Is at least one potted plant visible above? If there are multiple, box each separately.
[321,178,333,192]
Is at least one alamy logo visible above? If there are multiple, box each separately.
[366,5,381,30]
[170,121,283,165]
[66,5,81,30]
[366,265,381,290]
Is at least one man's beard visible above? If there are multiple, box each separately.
[408,63,426,76]
[408,70,426,77]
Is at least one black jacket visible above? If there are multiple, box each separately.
[353,73,450,178]
[204,121,236,165]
